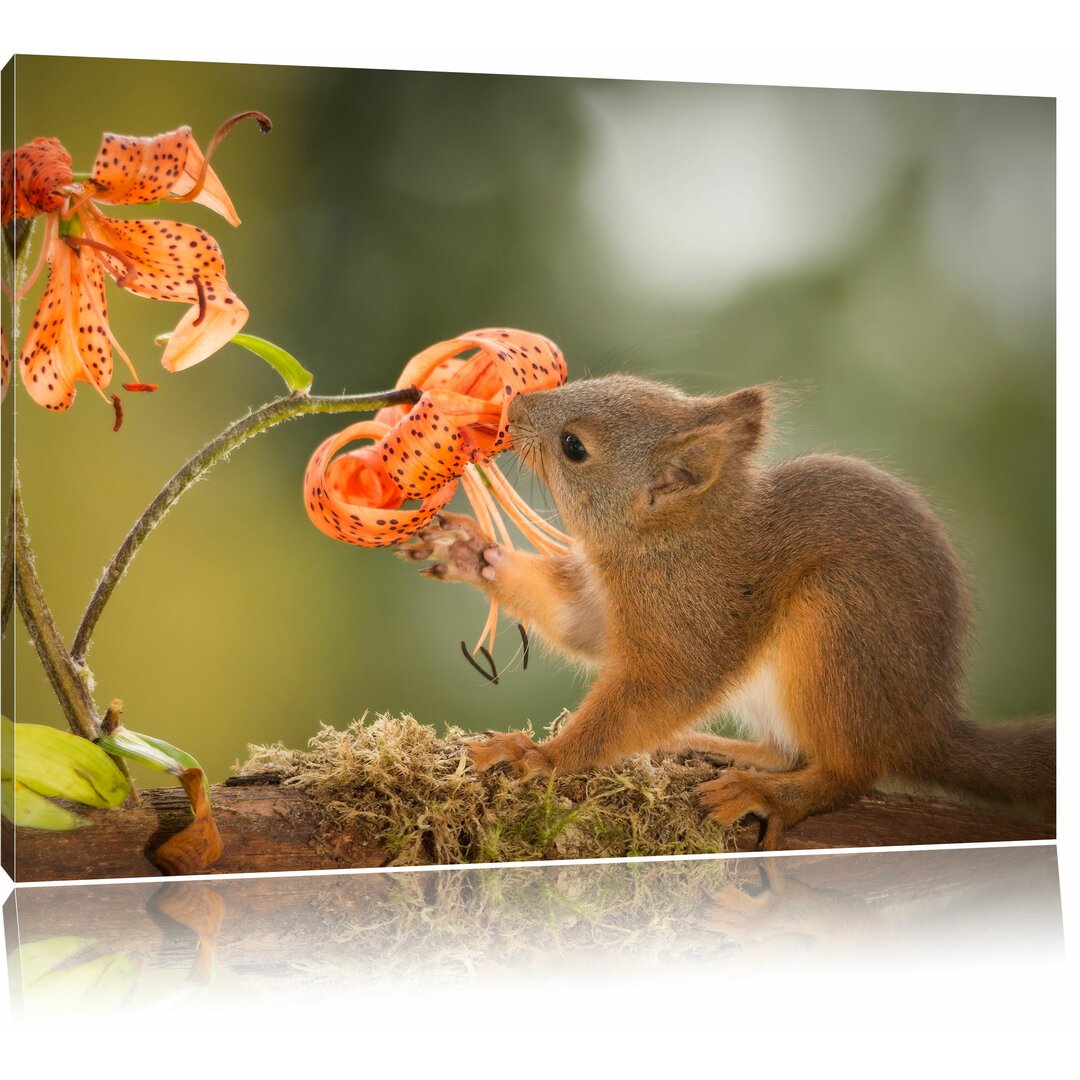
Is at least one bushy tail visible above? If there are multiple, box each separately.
[914,716,1056,820]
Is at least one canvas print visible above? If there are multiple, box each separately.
[0,57,1055,881]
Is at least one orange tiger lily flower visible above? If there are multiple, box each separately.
[305,329,573,658]
[2,113,268,415]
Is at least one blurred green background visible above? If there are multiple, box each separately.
[4,57,1054,784]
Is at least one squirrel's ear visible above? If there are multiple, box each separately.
[642,387,768,510]
[644,426,729,508]
[704,386,769,455]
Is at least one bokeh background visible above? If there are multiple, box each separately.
[4,56,1054,784]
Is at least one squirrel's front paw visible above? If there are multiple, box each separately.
[468,730,552,778]
[399,512,499,585]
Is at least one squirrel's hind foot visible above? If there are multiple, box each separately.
[467,730,552,778]
[698,770,789,851]
[699,765,869,851]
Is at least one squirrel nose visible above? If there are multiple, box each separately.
[508,396,527,423]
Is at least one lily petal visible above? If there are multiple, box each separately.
[159,288,249,372]
[89,127,239,225]
[377,329,567,457]
[169,134,240,226]
[448,328,567,454]
[80,215,228,302]
[20,226,113,411]
[77,214,248,370]
[384,389,500,499]
[305,420,458,547]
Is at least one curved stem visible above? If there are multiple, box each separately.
[12,471,99,740]
[71,387,420,663]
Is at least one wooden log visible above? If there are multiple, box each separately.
[3,777,1054,883]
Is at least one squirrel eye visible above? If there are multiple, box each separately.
[561,431,589,462]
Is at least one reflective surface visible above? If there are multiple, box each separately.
[3,844,1062,1016]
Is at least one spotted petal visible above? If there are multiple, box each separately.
[159,287,249,372]
[378,328,567,458]
[89,127,239,225]
[452,328,567,446]
[79,214,248,371]
[20,229,112,411]
[305,420,458,547]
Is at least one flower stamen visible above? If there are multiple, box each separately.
[483,463,571,556]
[192,274,207,327]
[173,111,272,206]
[61,234,138,288]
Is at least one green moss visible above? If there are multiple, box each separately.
[237,712,731,864]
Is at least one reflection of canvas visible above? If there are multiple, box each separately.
[5,846,1064,1002]
[2,56,1054,880]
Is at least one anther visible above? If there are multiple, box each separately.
[176,111,273,205]
[192,275,207,327]
[460,640,499,684]
[518,623,530,670]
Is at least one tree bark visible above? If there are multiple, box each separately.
[3,777,1054,883]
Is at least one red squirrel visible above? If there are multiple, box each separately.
[404,374,1055,848]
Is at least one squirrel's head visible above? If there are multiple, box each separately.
[509,374,769,545]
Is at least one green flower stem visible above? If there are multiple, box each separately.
[12,471,100,742]
[13,473,138,801]
[70,386,421,664]
[2,478,13,639]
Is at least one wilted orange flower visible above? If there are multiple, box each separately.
[305,328,572,657]
[1,112,268,411]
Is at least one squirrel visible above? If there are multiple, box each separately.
[403,374,1056,849]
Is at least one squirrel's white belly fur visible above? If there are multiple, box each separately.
[722,656,800,758]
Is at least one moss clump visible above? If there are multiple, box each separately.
[237,713,731,865]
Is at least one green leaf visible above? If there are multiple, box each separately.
[139,733,210,797]
[12,722,129,807]
[230,333,314,393]
[97,728,181,775]
[98,727,209,796]
[2,779,91,830]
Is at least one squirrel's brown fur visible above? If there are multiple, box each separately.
[405,374,1055,849]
